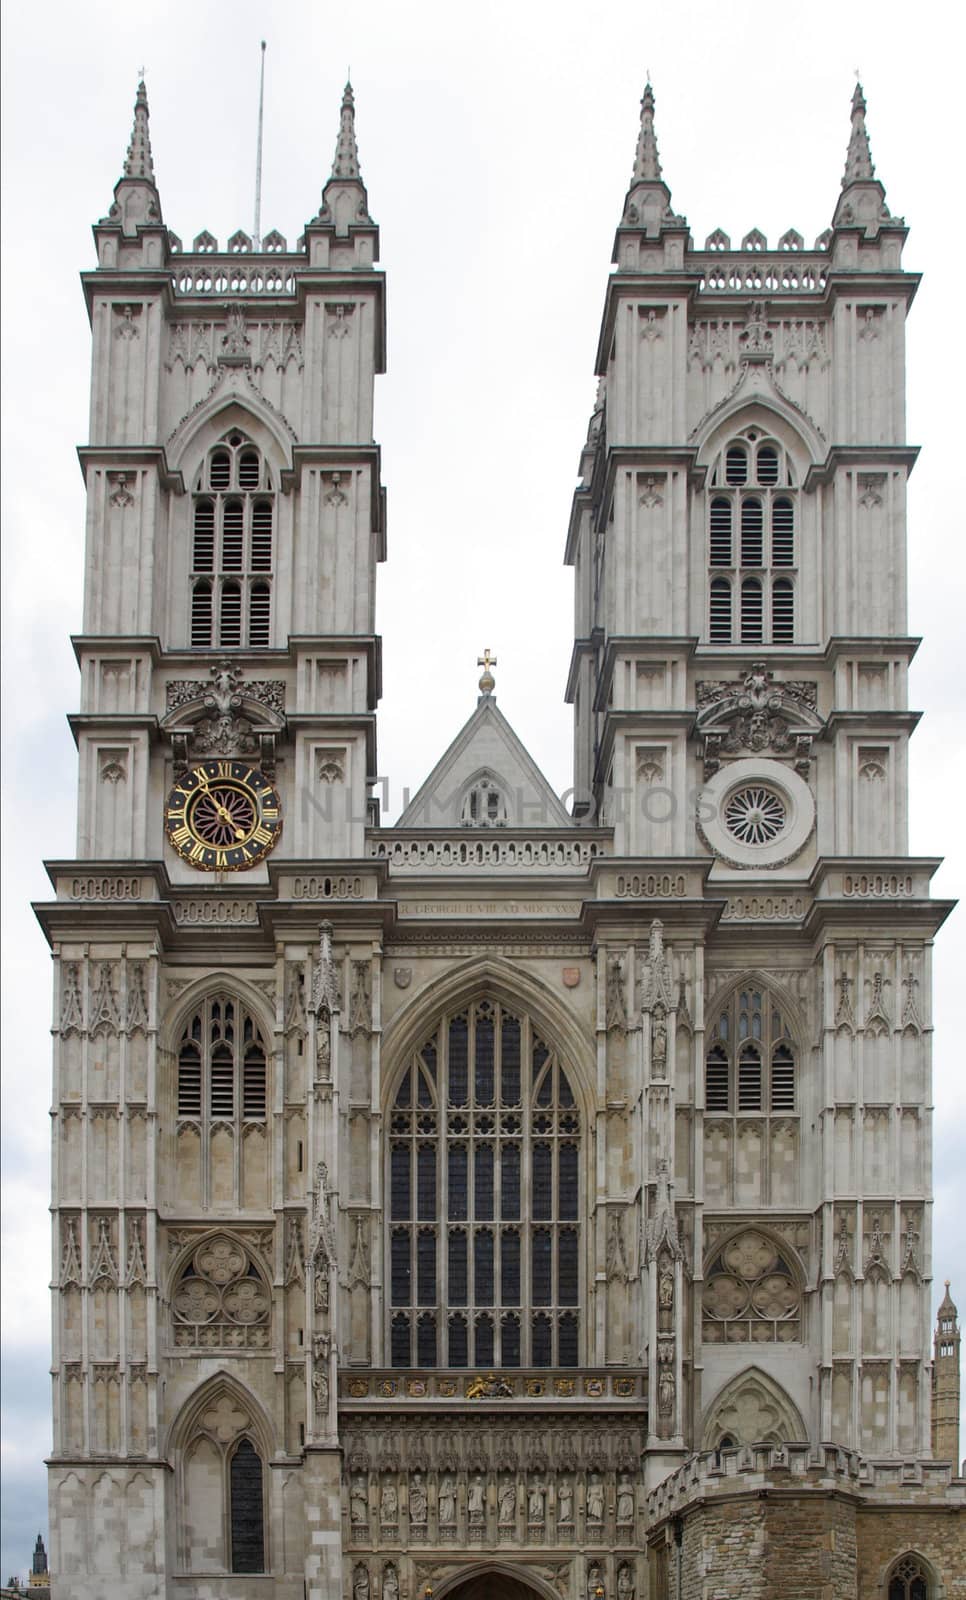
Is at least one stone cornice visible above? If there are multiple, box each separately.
[803,445,920,490]
[76,445,184,493]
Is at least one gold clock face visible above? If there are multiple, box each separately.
[164,760,282,871]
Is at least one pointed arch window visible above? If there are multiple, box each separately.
[388,998,581,1368]
[179,1391,268,1575]
[704,986,796,1114]
[707,431,797,643]
[887,1556,931,1600]
[177,996,268,1127]
[460,774,509,827]
[190,432,275,648]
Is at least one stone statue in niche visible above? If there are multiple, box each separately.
[606,953,627,1032]
[382,1563,399,1600]
[498,1476,517,1524]
[312,1365,328,1415]
[587,1561,604,1600]
[468,1472,486,1524]
[616,1472,635,1523]
[617,1561,635,1600]
[409,1471,428,1524]
[586,1472,604,1522]
[439,1474,457,1524]
[380,1478,398,1524]
[316,1007,331,1081]
[527,1477,546,1524]
[651,1002,668,1078]
[557,1476,574,1522]
[658,1346,676,1416]
[353,1564,370,1600]
[350,1473,368,1524]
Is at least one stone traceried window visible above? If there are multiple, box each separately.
[887,1556,931,1600]
[173,993,271,1211]
[702,1228,802,1344]
[171,1234,271,1350]
[190,432,274,649]
[459,773,509,827]
[179,1387,267,1574]
[705,985,796,1114]
[707,430,797,644]
[388,997,581,1368]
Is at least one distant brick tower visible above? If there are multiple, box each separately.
[932,1282,961,1463]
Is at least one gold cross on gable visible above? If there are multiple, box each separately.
[477,649,497,672]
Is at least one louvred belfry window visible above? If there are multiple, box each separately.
[190,433,274,648]
[177,996,268,1127]
[707,431,798,643]
[389,998,581,1368]
[704,986,796,1114]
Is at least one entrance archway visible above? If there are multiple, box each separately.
[436,1567,557,1600]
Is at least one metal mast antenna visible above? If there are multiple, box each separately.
[253,40,267,248]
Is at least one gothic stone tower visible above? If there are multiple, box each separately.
[38,77,963,1600]
[932,1283,961,1466]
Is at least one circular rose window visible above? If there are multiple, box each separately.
[724,785,787,846]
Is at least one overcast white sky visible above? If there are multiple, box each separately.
[2,0,964,1581]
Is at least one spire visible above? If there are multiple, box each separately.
[832,78,897,235]
[100,75,164,234]
[331,80,362,181]
[842,81,874,186]
[614,79,684,253]
[124,78,155,181]
[632,82,662,183]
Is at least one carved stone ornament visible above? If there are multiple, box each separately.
[311,922,340,1016]
[60,962,85,1034]
[606,1209,632,1283]
[347,961,372,1037]
[89,964,122,1036]
[311,1161,337,1281]
[644,1161,683,1266]
[865,970,892,1034]
[639,918,675,1013]
[696,664,821,778]
[60,1219,83,1288]
[605,952,628,1033]
[163,662,284,769]
[108,472,136,508]
[125,962,150,1033]
[739,299,774,359]
[89,1216,119,1288]
[219,302,251,364]
[125,1217,148,1287]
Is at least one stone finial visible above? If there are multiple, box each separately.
[331,80,362,180]
[477,648,497,697]
[632,82,663,183]
[124,78,156,181]
[842,81,875,186]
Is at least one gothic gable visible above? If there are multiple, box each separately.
[396,698,571,828]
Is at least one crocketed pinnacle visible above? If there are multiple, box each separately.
[632,82,663,182]
[331,80,362,180]
[124,79,155,181]
[842,80,875,186]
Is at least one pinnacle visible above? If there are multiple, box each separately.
[842,79,875,186]
[123,77,156,182]
[632,81,663,183]
[331,79,362,181]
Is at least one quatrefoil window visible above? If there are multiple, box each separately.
[172,1235,271,1350]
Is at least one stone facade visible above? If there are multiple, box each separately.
[37,76,962,1600]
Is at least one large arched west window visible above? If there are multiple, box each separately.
[190,431,274,648]
[707,429,798,644]
[388,997,582,1369]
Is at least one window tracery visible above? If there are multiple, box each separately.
[459,774,509,827]
[702,1229,802,1344]
[887,1556,931,1600]
[179,1386,267,1574]
[388,997,581,1368]
[177,995,268,1126]
[707,430,797,644]
[190,432,274,649]
[171,1234,271,1350]
[705,985,796,1114]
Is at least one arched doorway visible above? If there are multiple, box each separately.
[437,1569,554,1600]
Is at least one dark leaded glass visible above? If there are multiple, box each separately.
[448,1143,468,1220]
[417,1144,436,1220]
[475,1312,494,1365]
[390,1230,410,1306]
[559,1311,579,1367]
[230,1440,264,1573]
[559,1228,579,1305]
[532,1227,552,1305]
[391,1312,410,1366]
[448,1229,468,1304]
[475,1010,495,1104]
[533,1143,552,1220]
[416,1313,437,1367]
[448,1313,468,1367]
[532,1312,552,1367]
[559,1141,578,1219]
[474,1229,494,1305]
[501,1312,521,1366]
[501,1144,521,1219]
[502,1015,521,1104]
[474,1143,494,1220]
[417,1230,436,1304]
[448,1016,469,1105]
[390,1144,410,1220]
